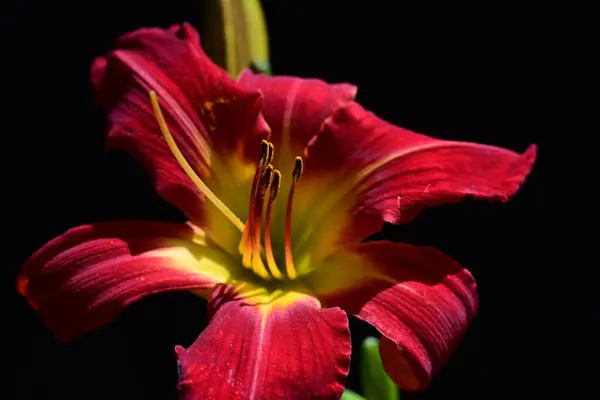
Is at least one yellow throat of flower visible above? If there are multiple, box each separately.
[150,91,303,282]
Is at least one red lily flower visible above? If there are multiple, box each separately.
[18,23,536,399]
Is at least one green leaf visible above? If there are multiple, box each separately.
[361,337,400,400]
[249,59,272,76]
[341,389,367,400]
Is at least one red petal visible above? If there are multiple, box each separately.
[309,242,477,391]
[238,68,356,155]
[91,23,270,223]
[18,221,233,342]
[176,284,351,399]
[305,102,537,241]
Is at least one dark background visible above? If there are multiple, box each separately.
[2,1,592,399]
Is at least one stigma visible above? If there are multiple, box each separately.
[150,91,304,282]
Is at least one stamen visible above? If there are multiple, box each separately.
[240,140,272,278]
[241,172,262,266]
[284,157,303,279]
[238,140,270,257]
[149,91,244,232]
[250,165,273,279]
[264,170,283,279]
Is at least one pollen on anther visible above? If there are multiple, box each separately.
[263,165,274,190]
[270,170,281,199]
[267,142,275,164]
[292,156,304,182]
[260,140,270,167]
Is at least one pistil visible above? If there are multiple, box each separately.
[149,91,245,232]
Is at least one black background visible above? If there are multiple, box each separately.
[2,1,592,399]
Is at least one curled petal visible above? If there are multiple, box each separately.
[306,242,478,391]
[305,102,537,242]
[238,69,356,157]
[18,221,234,342]
[91,23,270,223]
[176,284,351,399]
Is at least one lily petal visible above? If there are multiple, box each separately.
[305,102,537,242]
[176,284,351,399]
[238,69,356,158]
[306,242,477,391]
[18,221,235,342]
[91,23,270,223]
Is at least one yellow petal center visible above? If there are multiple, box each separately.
[150,92,311,284]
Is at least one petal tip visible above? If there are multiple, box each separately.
[523,143,538,169]
[499,142,538,202]
[176,22,200,42]
[90,56,107,91]
[174,344,186,357]
[332,83,359,104]
[16,274,28,296]
[379,337,431,392]
[16,273,39,310]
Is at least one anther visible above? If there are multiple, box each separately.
[268,169,281,201]
[292,156,303,182]
[263,164,274,191]
[260,140,270,167]
[267,142,275,164]
[250,164,274,280]
[240,141,270,264]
